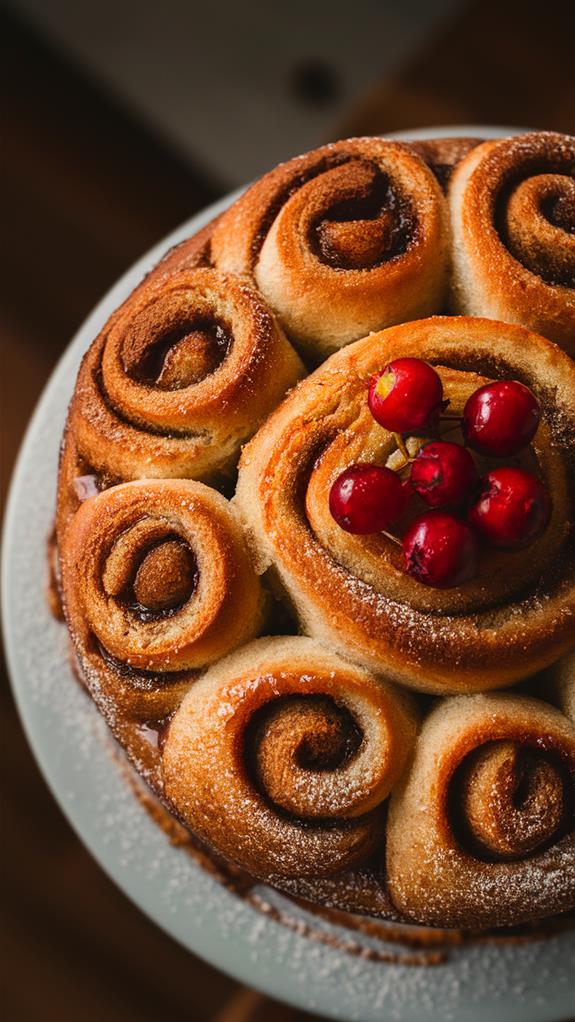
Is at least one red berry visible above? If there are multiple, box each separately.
[462,380,540,457]
[410,441,478,508]
[403,511,479,588]
[468,467,551,549]
[329,464,409,535]
[368,358,445,434]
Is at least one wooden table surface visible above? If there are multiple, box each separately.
[2,4,573,1019]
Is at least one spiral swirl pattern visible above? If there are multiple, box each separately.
[210,138,449,359]
[236,316,575,693]
[457,741,567,859]
[449,132,575,355]
[61,479,265,722]
[162,637,417,879]
[65,268,303,490]
[386,693,575,927]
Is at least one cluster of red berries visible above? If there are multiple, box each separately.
[328,358,551,589]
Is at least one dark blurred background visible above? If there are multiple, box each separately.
[1,1,574,1018]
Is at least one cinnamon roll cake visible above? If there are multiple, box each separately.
[55,131,575,929]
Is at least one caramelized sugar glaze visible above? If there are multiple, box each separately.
[55,134,575,930]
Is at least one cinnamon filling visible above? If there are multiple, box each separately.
[132,539,198,613]
[105,534,199,621]
[248,150,359,265]
[450,740,572,861]
[317,213,396,269]
[247,695,362,818]
[544,190,575,234]
[125,318,231,389]
[498,173,575,286]
[312,164,413,269]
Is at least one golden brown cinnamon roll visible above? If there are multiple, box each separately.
[60,479,265,724]
[386,692,575,927]
[210,138,449,359]
[449,132,575,355]
[162,636,417,880]
[63,267,303,500]
[235,316,575,694]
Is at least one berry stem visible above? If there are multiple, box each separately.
[381,530,402,547]
[393,432,410,461]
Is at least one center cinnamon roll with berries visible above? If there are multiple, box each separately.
[235,316,575,694]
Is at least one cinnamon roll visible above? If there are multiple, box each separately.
[235,316,575,694]
[210,138,449,359]
[162,636,417,880]
[386,692,575,927]
[449,131,575,356]
[60,478,265,724]
[62,267,303,503]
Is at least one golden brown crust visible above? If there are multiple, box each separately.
[162,636,417,880]
[449,132,575,355]
[235,316,575,694]
[386,693,575,927]
[210,138,450,359]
